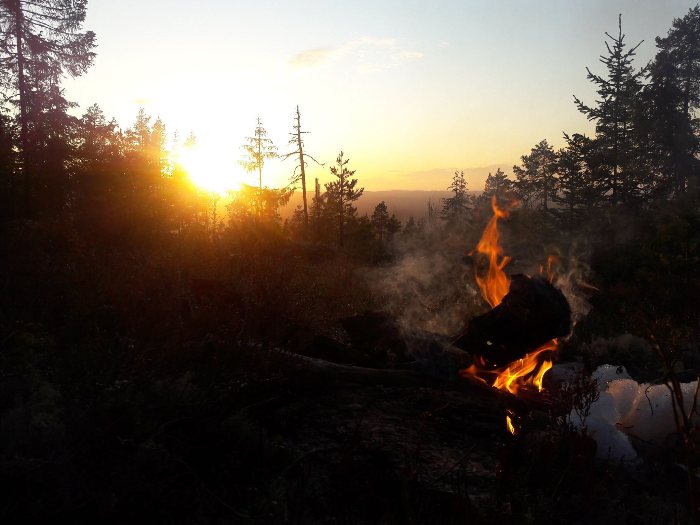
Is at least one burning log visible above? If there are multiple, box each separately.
[453,274,571,368]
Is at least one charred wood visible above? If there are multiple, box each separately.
[453,274,571,368]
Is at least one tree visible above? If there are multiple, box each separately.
[386,214,402,237]
[310,177,324,225]
[27,80,77,215]
[0,0,95,211]
[656,6,700,130]
[440,170,474,228]
[282,106,323,226]
[478,168,513,208]
[427,199,437,230]
[0,105,16,220]
[77,104,120,169]
[150,117,169,178]
[402,216,418,237]
[513,139,558,211]
[228,183,291,225]
[240,117,277,191]
[121,109,172,235]
[553,133,603,227]
[324,151,363,247]
[641,6,700,197]
[371,201,389,241]
[574,15,645,205]
[75,104,120,187]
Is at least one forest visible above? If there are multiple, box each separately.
[1,1,700,524]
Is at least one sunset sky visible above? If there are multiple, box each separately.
[64,0,697,192]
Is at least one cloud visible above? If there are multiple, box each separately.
[288,48,337,68]
[289,36,423,72]
[395,50,424,61]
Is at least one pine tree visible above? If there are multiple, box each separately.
[386,214,402,237]
[26,80,77,215]
[427,199,436,230]
[643,6,700,196]
[478,168,513,208]
[553,133,603,227]
[0,0,95,211]
[126,108,151,154]
[75,104,121,191]
[513,140,558,211]
[371,200,389,242]
[440,170,473,228]
[402,216,418,237]
[240,117,277,218]
[150,118,170,177]
[324,151,363,247]
[574,15,645,205]
[240,117,277,191]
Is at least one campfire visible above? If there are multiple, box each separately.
[456,198,572,430]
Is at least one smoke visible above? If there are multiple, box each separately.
[548,246,595,328]
[366,226,595,341]
[365,239,482,336]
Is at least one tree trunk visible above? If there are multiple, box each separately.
[14,6,29,215]
[296,106,308,226]
[257,130,262,217]
[339,174,345,247]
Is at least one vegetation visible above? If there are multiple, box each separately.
[0,3,700,523]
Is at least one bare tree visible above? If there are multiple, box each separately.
[282,105,323,226]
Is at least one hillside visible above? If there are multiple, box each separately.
[281,190,480,222]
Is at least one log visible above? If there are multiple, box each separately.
[453,274,571,368]
[341,311,411,365]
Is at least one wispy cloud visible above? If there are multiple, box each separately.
[288,48,337,68]
[289,36,423,72]
[396,50,424,61]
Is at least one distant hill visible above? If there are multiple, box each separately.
[280,190,480,222]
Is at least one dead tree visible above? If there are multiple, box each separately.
[282,106,323,226]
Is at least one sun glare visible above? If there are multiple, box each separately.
[178,146,243,195]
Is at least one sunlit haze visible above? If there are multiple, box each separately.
[176,143,252,194]
[64,0,697,192]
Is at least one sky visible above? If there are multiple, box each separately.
[63,0,698,192]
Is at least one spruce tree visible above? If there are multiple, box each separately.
[324,151,363,247]
[643,6,700,196]
[574,15,645,205]
[0,0,95,212]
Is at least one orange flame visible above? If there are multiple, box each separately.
[540,254,559,282]
[459,339,556,395]
[506,413,517,435]
[473,197,511,308]
[462,196,557,395]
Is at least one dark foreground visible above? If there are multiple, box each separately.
[1,215,698,524]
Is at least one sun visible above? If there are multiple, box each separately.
[177,145,243,195]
